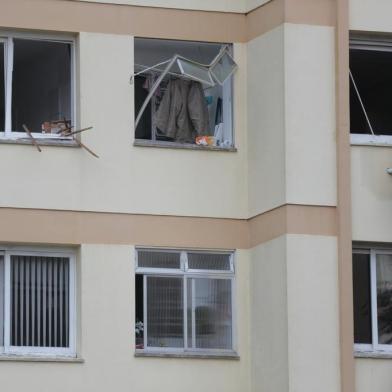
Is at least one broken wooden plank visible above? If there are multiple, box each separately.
[74,138,99,158]
[61,126,93,137]
[22,124,42,152]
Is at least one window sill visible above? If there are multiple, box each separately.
[0,137,79,148]
[354,351,392,359]
[135,350,239,360]
[0,355,84,363]
[133,139,237,152]
[351,134,392,147]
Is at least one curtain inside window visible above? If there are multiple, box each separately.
[11,255,70,348]
[146,276,183,348]
[187,278,232,349]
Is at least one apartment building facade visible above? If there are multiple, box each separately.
[0,0,389,391]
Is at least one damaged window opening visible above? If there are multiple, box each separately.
[0,34,74,140]
[350,37,392,142]
[134,38,235,149]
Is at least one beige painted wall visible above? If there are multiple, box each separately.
[0,32,248,219]
[350,0,392,33]
[286,234,340,392]
[250,236,289,392]
[247,25,286,217]
[250,234,340,392]
[355,358,392,392]
[77,0,271,13]
[351,146,392,242]
[0,244,251,392]
[284,23,337,207]
[247,23,337,217]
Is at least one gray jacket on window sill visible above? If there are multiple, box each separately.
[155,79,210,143]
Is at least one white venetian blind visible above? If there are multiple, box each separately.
[10,255,70,348]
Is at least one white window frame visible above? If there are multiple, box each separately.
[0,247,76,357]
[350,37,392,146]
[353,247,392,354]
[0,31,76,140]
[135,248,236,355]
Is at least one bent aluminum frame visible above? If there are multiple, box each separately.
[133,46,237,130]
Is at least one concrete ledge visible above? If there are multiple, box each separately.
[135,350,240,360]
[133,139,237,152]
[0,138,80,148]
[0,355,84,363]
[354,351,392,359]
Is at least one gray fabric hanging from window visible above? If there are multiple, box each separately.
[155,79,210,143]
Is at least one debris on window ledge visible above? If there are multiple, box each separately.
[0,121,99,158]
[0,137,80,148]
[133,139,237,152]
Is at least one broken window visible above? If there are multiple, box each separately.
[350,38,392,138]
[0,34,73,139]
[134,38,235,149]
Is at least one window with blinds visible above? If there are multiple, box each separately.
[0,250,76,356]
[135,248,235,354]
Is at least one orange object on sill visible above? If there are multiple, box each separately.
[195,136,215,146]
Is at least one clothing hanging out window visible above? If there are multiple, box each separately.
[350,37,392,140]
[134,38,235,149]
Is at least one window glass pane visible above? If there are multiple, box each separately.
[147,276,183,348]
[188,253,231,271]
[10,255,70,348]
[0,255,4,347]
[12,39,71,133]
[177,58,214,86]
[188,278,232,349]
[138,250,181,269]
[376,254,392,345]
[0,43,4,132]
[352,252,372,344]
[210,51,236,85]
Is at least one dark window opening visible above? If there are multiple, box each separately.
[12,39,71,133]
[135,274,144,349]
[350,48,392,135]
[352,252,372,344]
